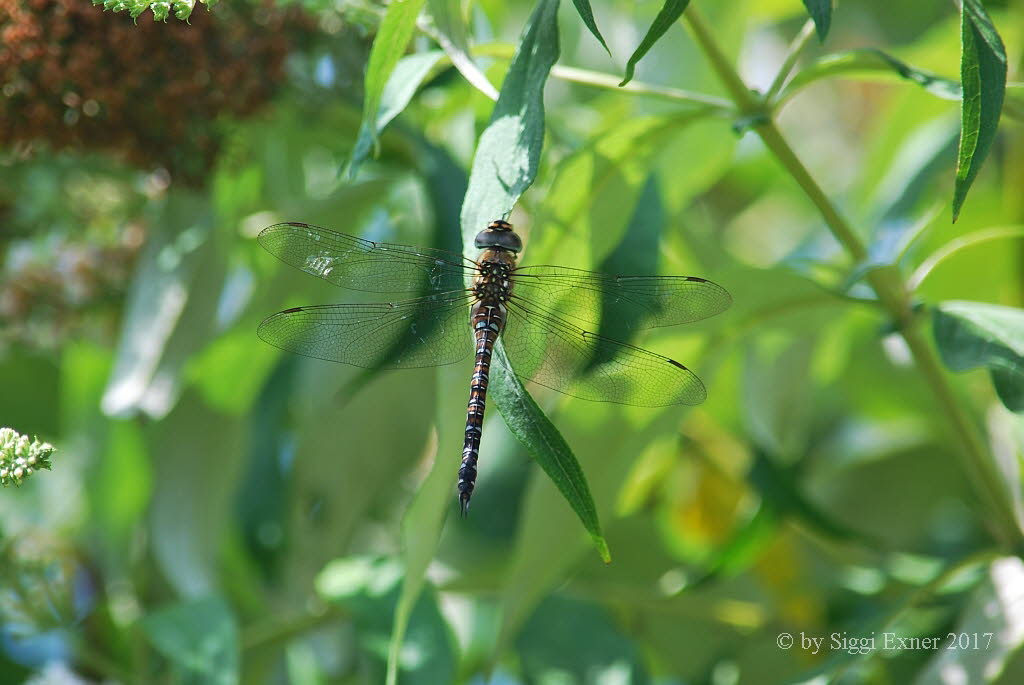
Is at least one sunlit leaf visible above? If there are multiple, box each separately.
[426,0,498,99]
[316,557,456,685]
[530,112,711,266]
[460,0,561,241]
[385,364,465,685]
[620,0,691,87]
[953,0,1007,221]
[102,192,225,420]
[349,0,429,178]
[142,597,238,685]
[457,0,605,550]
[933,301,1024,413]
[348,50,445,178]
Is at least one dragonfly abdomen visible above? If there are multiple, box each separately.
[458,299,507,515]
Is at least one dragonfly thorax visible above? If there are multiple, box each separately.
[473,261,513,302]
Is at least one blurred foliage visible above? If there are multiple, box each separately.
[1,0,1023,684]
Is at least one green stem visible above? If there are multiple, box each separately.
[683,5,1022,548]
[471,44,735,111]
[764,18,817,104]
[550,65,734,111]
[909,225,1024,290]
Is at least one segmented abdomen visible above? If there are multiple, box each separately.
[458,300,506,515]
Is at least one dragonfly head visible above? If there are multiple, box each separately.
[475,220,522,253]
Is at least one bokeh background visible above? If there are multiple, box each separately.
[1,0,1023,683]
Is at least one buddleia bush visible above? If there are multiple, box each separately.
[0,0,310,184]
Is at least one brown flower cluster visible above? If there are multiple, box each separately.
[0,0,308,185]
[0,225,143,350]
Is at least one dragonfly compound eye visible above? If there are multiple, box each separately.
[474,227,523,253]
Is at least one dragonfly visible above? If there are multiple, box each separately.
[258,220,731,514]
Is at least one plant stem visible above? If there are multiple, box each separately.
[764,18,817,104]
[683,5,1022,548]
[550,65,735,111]
[471,44,735,112]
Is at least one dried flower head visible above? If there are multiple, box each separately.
[0,0,309,185]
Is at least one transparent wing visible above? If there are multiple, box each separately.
[258,222,477,294]
[258,293,474,369]
[510,265,731,330]
[501,299,707,407]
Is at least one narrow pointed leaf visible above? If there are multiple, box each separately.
[492,345,609,562]
[953,0,1007,221]
[427,0,499,99]
[801,0,832,42]
[385,365,465,685]
[781,49,960,103]
[348,50,445,177]
[457,0,606,554]
[779,49,1023,122]
[460,0,561,240]
[348,0,428,179]
[619,0,691,87]
[571,0,610,55]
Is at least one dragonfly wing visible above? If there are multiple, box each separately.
[510,265,731,330]
[258,293,474,369]
[259,222,476,294]
[501,299,707,407]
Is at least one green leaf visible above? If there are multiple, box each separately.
[619,0,691,87]
[801,0,832,42]
[460,0,561,241]
[349,0,428,178]
[529,113,710,266]
[426,0,498,99]
[141,597,239,685]
[933,301,1024,413]
[458,0,604,550]
[688,505,780,587]
[102,191,225,419]
[778,51,1024,124]
[570,0,610,55]
[385,364,465,685]
[516,596,649,682]
[593,175,664,344]
[491,345,610,562]
[347,50,444,178]
[317,558,456,685]
[743,336,816,460]
[993,370,1024,413]
[781,49,962,104]
[953,0,1007,222]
